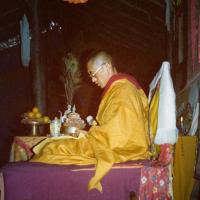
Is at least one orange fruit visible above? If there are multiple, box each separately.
[28,112,34,118]
[35,112,42,119]
[32,107,39,113]
[43,116,50,123]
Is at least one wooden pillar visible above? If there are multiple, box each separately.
[30,0,47,114]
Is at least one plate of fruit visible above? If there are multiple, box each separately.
[21,106,50,125]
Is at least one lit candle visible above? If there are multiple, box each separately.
[180,116,183,132]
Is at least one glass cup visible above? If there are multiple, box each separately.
[50,118,61,137]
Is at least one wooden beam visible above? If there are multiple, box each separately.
[96,18,164,41]
[81,3,165,33]
[72,7,165,41]
[0,4,24,18]
[148,0,165,8]
[0,22,18,32]
[95,31,147,54]
[94,22,149,48]
[96,0,165,23]
[118,0,163,22]
[65,8,165,50]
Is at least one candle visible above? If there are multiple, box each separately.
[180,116,183,132]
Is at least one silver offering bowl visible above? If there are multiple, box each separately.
[21,118,48,136]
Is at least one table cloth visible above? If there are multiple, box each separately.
[9,136,47,162]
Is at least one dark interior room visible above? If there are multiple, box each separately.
[1,0,200,199]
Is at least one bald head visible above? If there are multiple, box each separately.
[87,51,117,88]
[87,51,113,70]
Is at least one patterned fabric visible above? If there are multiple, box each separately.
[139,165,172,200]
[139,144,173,200]
[158,144,173,166]
[151,144,173,166]
[10,136,47,161]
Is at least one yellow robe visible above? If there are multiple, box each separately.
[31,79,150,191]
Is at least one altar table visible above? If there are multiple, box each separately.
[9,136,47,162]
[3,136,173,200]
[1,160,172,200]
[8,136,198,199]
[2,161,144,200]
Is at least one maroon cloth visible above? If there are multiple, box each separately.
[1,161,148,200]
[101,73,142,98]
[190,0,196,72]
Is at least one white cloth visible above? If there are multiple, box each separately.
[20,14,30,67]
[189,81,199,109]
[189,103,199,136]
[149,61,178,145]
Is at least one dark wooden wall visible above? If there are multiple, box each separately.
[0,46,32,165]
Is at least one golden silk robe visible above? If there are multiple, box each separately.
[31,78,150,191]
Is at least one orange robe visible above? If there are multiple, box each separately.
[31,77,150,191]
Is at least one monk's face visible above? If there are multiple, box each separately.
[87,62,109,88]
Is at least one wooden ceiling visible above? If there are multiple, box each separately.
[0,0,25,41]
[61,0,167,56]
[0,0,167,87]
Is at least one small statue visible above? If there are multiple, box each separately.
[59,104,72,123]
[86,115,97,126]
[59,104,86,136]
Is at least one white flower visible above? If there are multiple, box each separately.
[141,176,147,184]
[159,179,165,187]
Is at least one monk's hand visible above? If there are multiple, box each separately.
[75,129,88,137]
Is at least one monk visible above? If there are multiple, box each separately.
[31,50,150,191]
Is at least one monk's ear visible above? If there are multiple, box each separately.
[104,63,110,74]
[106,62,112,71]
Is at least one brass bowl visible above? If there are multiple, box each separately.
[64,126,80,137]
